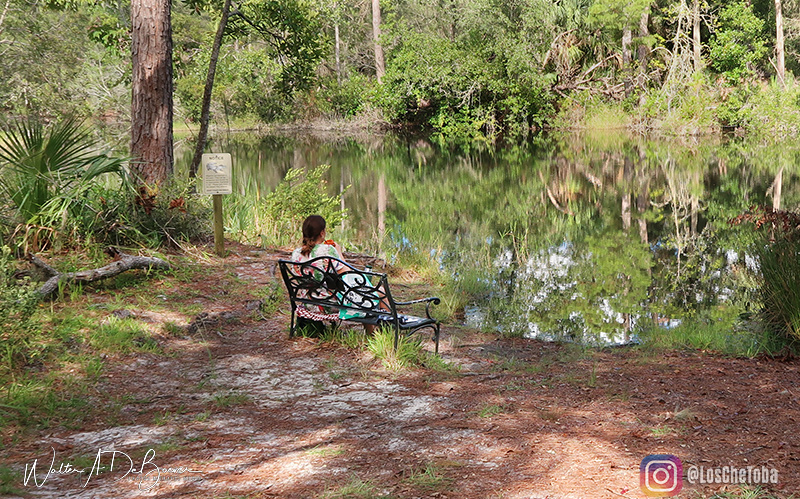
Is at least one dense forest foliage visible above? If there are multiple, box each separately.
[3,0,800,137]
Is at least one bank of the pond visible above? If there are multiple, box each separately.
[1,242,799,499]
[170,79,800,144]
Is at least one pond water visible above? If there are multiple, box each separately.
[175,131,800,344]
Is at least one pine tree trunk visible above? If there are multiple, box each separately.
[371,0,385,83]
[130,0,174,190]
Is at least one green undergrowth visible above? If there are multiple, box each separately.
[0,464,24,495]
[0,249,212,431]
[637,314,795,358]
[0,310,166,430]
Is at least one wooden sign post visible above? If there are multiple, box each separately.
[201,153,233,257]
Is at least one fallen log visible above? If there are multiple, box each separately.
[28,247,171,299]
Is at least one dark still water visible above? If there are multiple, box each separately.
[176,131,800,343]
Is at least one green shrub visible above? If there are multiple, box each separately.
[112,183,212,247]
[316,74,373,118]
[637,310,782,357]
[741,80,800,137]
[708,2,768,84]
[715,86,750,128]
[381,30,553,137]
[0,246,41,374]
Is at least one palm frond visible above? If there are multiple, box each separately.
[0,118,130,247]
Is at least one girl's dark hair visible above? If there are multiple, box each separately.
[300,215,326,256]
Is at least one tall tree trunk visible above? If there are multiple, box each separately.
[621,156,634,342]
[637,9,650,73]
[334,21,342,84]
[371,0,385,83]
[622,193,631,231]
[692,0,702,71]
[189,0,232,179]
[130,0,174,192]
[775,0,786,87]
[378,173,387,258]
[340,166,346,231]
[773,167,784,210]
[622,26,632,97]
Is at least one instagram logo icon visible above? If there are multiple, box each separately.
[640,454,683,497]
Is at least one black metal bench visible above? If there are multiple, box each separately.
[278,256,441,353]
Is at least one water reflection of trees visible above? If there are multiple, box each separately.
[380,134,800,341]
[175,132,799,341]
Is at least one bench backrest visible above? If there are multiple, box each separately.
[278,257,396,317]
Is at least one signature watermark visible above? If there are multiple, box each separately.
[22,447,204,491]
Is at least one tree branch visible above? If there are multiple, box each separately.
[0,0,11,33]
[28,247,171,299]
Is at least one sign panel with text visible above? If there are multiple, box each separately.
[201,153,232,195]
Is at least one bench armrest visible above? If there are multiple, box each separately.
[394,297,441,321]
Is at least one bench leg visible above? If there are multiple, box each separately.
[433,323,440,355]
[289,309,296,338]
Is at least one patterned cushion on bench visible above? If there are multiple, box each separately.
[296,307,340,322]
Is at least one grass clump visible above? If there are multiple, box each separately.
[1,376,93,429]
[423,353,460,373]
[757,237,800,348]
[90,318,160,353]
[638,310,788,358]
[0,464,24,495]
[225,164,346,247]
[321,475,387,499]
[475,403,505,418]
[403,462,454,491]
[212,391,251,408]
[728,206,800,356]
[367,328,424,370]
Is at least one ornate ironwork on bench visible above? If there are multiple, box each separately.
[278,256,441,353]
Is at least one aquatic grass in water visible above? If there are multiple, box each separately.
[224,164,347,247]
